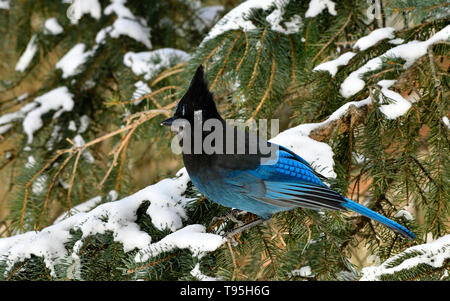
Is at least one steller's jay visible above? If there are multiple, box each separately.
[162,65,415,240]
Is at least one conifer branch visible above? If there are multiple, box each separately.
[37,152,75,229]
[210,32,242,90]
[203,35,229,66]
[288,36,297,84]
[312,12,353,63]
[66,150,82,214]
[235,32,249,73]
[247,57,276,123]
[247,28,268,88]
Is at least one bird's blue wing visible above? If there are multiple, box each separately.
[275,144,328,180]
[222,148,345,212]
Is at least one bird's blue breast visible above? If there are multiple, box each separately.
[189,171,287,219]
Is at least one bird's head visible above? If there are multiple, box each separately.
[161,65,222,127]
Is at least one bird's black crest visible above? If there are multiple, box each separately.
[174,65,221,120]
[182,65,213,104]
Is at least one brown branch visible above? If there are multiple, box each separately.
[150,67,185,87]
[6,259,29,281]
[235,32,249,73]
[115,86,183,105]
[20,104,176,229]
[20,151,67,229]
[66,150,82,215]
[247,57,276,123]
[247,28,268,88]
[203,35,229,66]
[210,32,242,90]
[312,12,353,63]
[37,152,75,229]
[99,126,136,189]
[288,36,297,84]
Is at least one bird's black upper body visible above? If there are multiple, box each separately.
[161,65,416,240]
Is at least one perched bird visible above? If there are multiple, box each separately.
[162,65,415,240]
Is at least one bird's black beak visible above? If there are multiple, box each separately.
[161,116,176,126]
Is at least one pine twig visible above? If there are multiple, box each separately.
[312,12,353,63]
[247,28,268,88]
[247,57,276,123]
[66,150,82,214]
[210,32,242,90]
[235,32,249,73]
[114,86,183,105]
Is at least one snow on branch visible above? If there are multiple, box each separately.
[340,25,450,98]
[202,0,305,45]
[0,168,224,278]
[15,34,38,72]
[270,96,371,178]
[360,234,450,280]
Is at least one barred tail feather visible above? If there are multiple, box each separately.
[343,198,415,240]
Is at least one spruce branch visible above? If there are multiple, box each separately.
[235,32,249,73]
[247,27,268,88]
[247,57,276,123]
[312,12,353,63]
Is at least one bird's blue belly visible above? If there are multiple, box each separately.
[189,174,289,219]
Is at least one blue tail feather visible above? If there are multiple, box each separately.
[343,198,415,240]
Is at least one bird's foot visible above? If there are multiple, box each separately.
[209,209,245,229]
[224,218,265,239]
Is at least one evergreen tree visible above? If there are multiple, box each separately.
[0,0,448,281]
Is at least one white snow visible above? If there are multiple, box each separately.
[72,134,95,163]
[16,93,29,102]
[25,155,36,169]
[0,124,12,135]
[190,263,219,281]
[67,0,102,25]
[394,210,414,221]
[53,196,103,224]
[289,266,314,277]
[44,18,64,35]
[0,0,9,10]
[123,49,191,80]
[23,87,75,144]
[377,80,411,119]
[55,43,93,78]
[443,116,450,129]
[132,81,151,105]
[32,174,48,195]
[195,5,224,31]
[135,224,226,262]
[353,27,396,51]
[15,34,38,72]
[68,120,77,131]
[270,96,372,178]
[0,168,213,277]
[108,18,152,49]
[389,38,404,45]
[313,52,356,77]
[340,25,450,98]
[78,115,90,133]
[360,234,450,281]
[265,1,303,35]
[46,125,62,151]
[104,0,134,19]
[305,0,336,18]
[202,0,275,44]
[101,1,152,48]
[0,111,23,126]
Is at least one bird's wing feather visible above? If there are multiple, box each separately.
[222,153,345,211]
[275,144,328,180]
